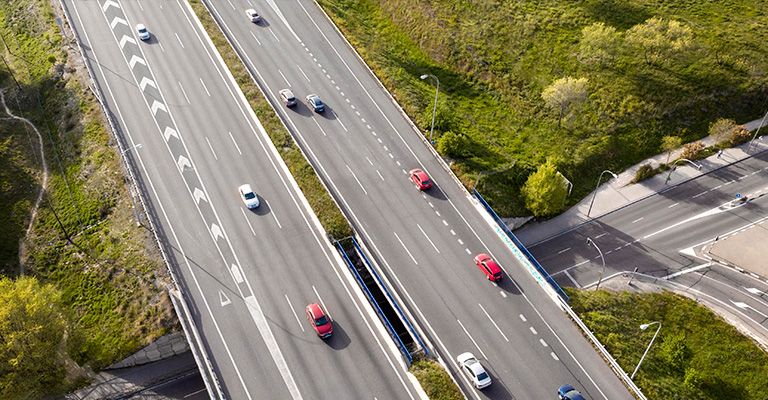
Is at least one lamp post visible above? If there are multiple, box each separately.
[120,143,142,225]
[557,171,573,208]
[586,170,618,218]
[631,321,662,380]
[586,237,606,290]
[747,110,768,153]
[122,143,142,155]
[420,74,439,144]
[664,158,701,184]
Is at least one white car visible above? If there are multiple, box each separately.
[136,24,150,41]
[279,89,297,107]
[457,352,491,389]
[245,9,261,23]
[238,184,259,209]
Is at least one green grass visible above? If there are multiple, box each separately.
[566,288,768,400]
[316,0,768,216]
[188,0,351,240]
[410,355,463,400]
[0,0,177,393]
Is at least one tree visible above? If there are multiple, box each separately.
[626,17,694,66]
[521,160,567,217]
[541,77,589,127]
[0,276,69,399]
[708,118,736,146]
[579,22,620,66]
[661,135,682,164]
[437,131,470,159]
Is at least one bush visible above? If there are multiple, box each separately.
[729,125,751,146]
[679,141,706,160]
[437,131,469,159]
[632,164,657,183]
[410,356,463,400]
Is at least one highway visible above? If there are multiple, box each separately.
[205,1,633,399]
[61,0,420,399]
[528,153,768,346]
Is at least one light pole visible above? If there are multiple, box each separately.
[420,74,439,144]
[747,110,768,153]
[557,171,573,208]
[120,143,142,226]
[122,143,142,155]
[631,321,661,380]
[586,170,618,218]
[586,237,606,290]
[664,158,701,184]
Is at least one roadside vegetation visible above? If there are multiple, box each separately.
[187,0,351,240]
[316,0,768,217]
[0,0,176,397]
[567,288,768,400]
[410,355,463,400]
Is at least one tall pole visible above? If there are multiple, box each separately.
[665,158,701,184]
[747,110,768,153]
[420,74,439,144]
[586,170,618,218]
[631,321,661,379]
[586,237,606,290]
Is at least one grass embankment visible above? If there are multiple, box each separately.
[567,288,768,400]
[187,0,351,240]
[316,0,768,216]
[410,356,463,400]
[1,0,176,395]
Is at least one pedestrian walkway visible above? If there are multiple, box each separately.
[514,116,768,246]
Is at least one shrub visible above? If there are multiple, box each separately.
[679,141,705,160]
[632,164,656,183]
[708,118,736,146]
[729,125,751,146]
[410,356,462,400]
[437,131,469,159]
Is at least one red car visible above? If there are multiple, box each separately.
[409,168,432,190]
[306,303,332,339]
[474,254,503,282]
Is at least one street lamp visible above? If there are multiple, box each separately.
[122,143,142,155]
[631,321,662,380]
[586,237,606,290]
[557,171,573,208]
[586,170,618,218]
[664,158,701,184]
[420,74,439,144]
[747,110,768,153]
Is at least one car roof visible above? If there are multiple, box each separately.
[307,303,323,316]
[280,88,294,96]
[239,184,252,192]
[136,23,145,29]
[457,352,476,363]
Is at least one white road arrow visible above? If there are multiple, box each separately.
[150,100,167,115]
[139,77,156,91]
[163,127,178,141]
[119,35,137,49]
[210,223,224,241]
[110,16,128,29]
[176,155,191,171]
[731,300,768,319]
[219,290,231,306]
[746,287,766,296]
[230,264,244,283]
[193,188,207,204]
[129,55,146,69]
[101,0,119,11]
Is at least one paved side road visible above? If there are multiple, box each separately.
[515,116,768,246]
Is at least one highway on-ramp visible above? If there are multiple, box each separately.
[61,0,420,398]
[205,1,634,399]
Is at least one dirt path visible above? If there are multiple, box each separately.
[1,89,49,274]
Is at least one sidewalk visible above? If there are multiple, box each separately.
[514,116,768,246]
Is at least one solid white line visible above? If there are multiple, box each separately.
[297,65,310,82]
[240,207,255,236]
[312,285,331,321]
[417,224,440,254]
[178,81,190,104]
[594,233,607,239]
[278,69,291,87]
[394,232,418,265]
[662,263,712,280]
[285,295,304,331]
[184,388,206,398]
[632,217,643,224]
[334,111,348,132]
[346,164,367,195]
[557,247,571,254]
[205,137,217,160]
[564,270,580,288]
[479,304,508,342]
[250,31,262,46]
[457,319,487,359]
[175,32,184,48]
[228,132,242,155]
[376,170,384,181]
[668,202,679,208]
[199,78,210,97]
[270,203,282,228]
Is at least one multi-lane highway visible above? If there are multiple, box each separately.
[203,1,633,399]
[61,0,421,399]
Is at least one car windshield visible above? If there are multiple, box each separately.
[315,316,328,326]
[243,192,256,200]
[138,27,147,33]
[477,371,489,381]
[494,272,502,278]
[313,98,323,106]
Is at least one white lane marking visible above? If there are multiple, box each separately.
[240,207,256,236]
[662,263,711,280]
[500,291,507,298]
[228,132,242,155]
[394,232,418,265]
[731,300,768,319]
[692,191,707,198]
[450,229,456,235]
[442,220,448,226]
[557,247,571,254]
[346,164,367,195]
[184,389,206,398]
[564,270,580,288]
[205,137,218,160]
[175,32,184,48]
[297,65,310,82]
[551,352,559,361]
[377,170,385,181]
[158,42,165,52]
[269,28,280,42]
[457,319,487,359]
[605,250,612,255]
[250,31,262,46]
[285,295,304,331]
[429,202,434,208]
[457,239,464,245]
[668,202,679,208]
[220,290,231,306]
[310,116,328,136]
[712,185,722,191]
[230,264,243,283]
[418,224,440,253]
[529,326,537,335]
[366,156,373,165]
[312,286,332,321]
[540,339,548,347]
[333,111,348,132]
[632,217,643,224]
[226,0,235,9]
[739,175,748,180]
[614,246,622,251]
[270,202,282,228]
[746,287,766,296]
[199,78,210,97]
[724,180,734,185]
[594,233,607,239]
[278,69,291,87]
[479,304,508,342]
[178,81,190,104]
[435,210,441,217]
[465,248,471,254]
[519,314,527,322]
[361,118,367,123]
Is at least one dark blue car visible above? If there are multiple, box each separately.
[558,384,586,400]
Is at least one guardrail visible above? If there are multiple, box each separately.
[473,189,569,302]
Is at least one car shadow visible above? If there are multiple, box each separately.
[246,195,270,216]
[422,184,449,202]
[456,365,514,400]
[325,321,351,350]
[495,275,523,296]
